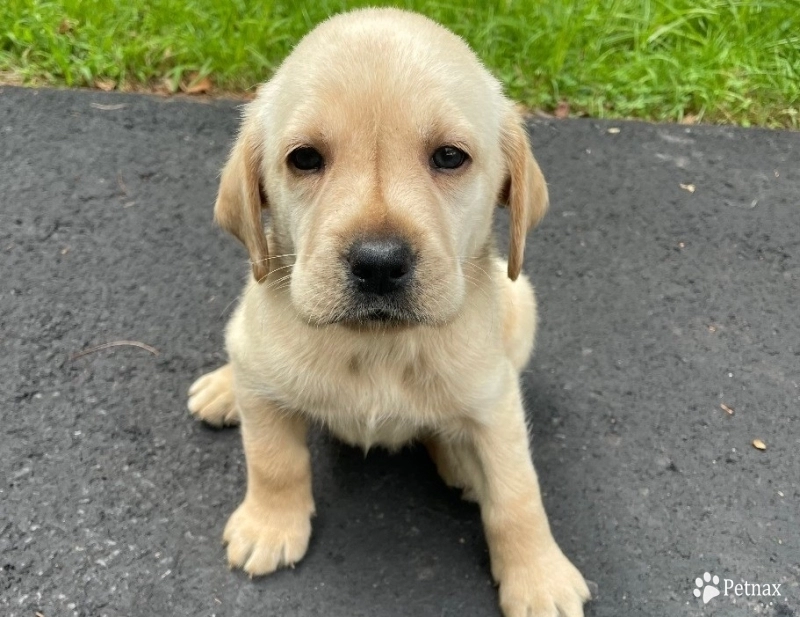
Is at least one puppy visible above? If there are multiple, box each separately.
[188,8,590,617]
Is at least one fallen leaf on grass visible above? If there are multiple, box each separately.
[156,79,175,95]
[679,183,696,193]
[681,114,698,125]
[182,76,212,95]
[720,403,734,415]
[554,101,570,119]
[94,79,116,92]
[752,439,766,451]
[58,19,76,34]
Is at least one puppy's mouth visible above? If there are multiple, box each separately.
[333,299,423,328]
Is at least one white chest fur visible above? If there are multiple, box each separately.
[227,284,507,450]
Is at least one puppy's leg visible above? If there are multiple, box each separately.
[187,364,239,427]
[224,396,314,575]
[469,380,590,617]
[424,438,480,502]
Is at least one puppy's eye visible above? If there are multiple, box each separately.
[431,146,469,170]
[288,146,324,172]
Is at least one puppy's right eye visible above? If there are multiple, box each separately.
[288,146,324,172]
[431,145,469,170]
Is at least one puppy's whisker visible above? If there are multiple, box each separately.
[262,265,295,281]
[250,253,299,264]
[262,274,293,293]
[306,290,337,328]
[218,264,296,318]
[464,262,493,282]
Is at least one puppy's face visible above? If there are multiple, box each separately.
[214,10,548,326]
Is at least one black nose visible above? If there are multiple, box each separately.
[348,238,414,295]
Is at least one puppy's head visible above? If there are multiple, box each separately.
[215,9,547,326]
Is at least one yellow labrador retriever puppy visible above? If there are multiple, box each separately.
[188,8,589,617]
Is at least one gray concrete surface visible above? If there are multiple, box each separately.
[1,86,798,617]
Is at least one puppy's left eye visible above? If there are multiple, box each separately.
[288,146,324,172]
[431,146,469,170]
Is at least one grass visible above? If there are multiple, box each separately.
[1,0,799,127]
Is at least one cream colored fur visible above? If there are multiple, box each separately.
[187,8,589,617]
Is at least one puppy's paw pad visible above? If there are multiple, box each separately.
[223,501,312,577]
[187,365,238,427]
[498,549,590,617]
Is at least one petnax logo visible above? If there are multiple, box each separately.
[692,571,782,605]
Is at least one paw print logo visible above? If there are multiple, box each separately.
[693,572,721,604]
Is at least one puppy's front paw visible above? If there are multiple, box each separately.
[223,500,312,576]
[498,546,590,617]
[187,364,239,427]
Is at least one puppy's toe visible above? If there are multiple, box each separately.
[497,545,590,617]
[187,364,239,427]
[223,500,312,577]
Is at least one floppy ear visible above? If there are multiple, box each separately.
[214,109,270,282]
[499,109,549,280]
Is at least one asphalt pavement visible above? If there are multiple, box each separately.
[1,86,798,617]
